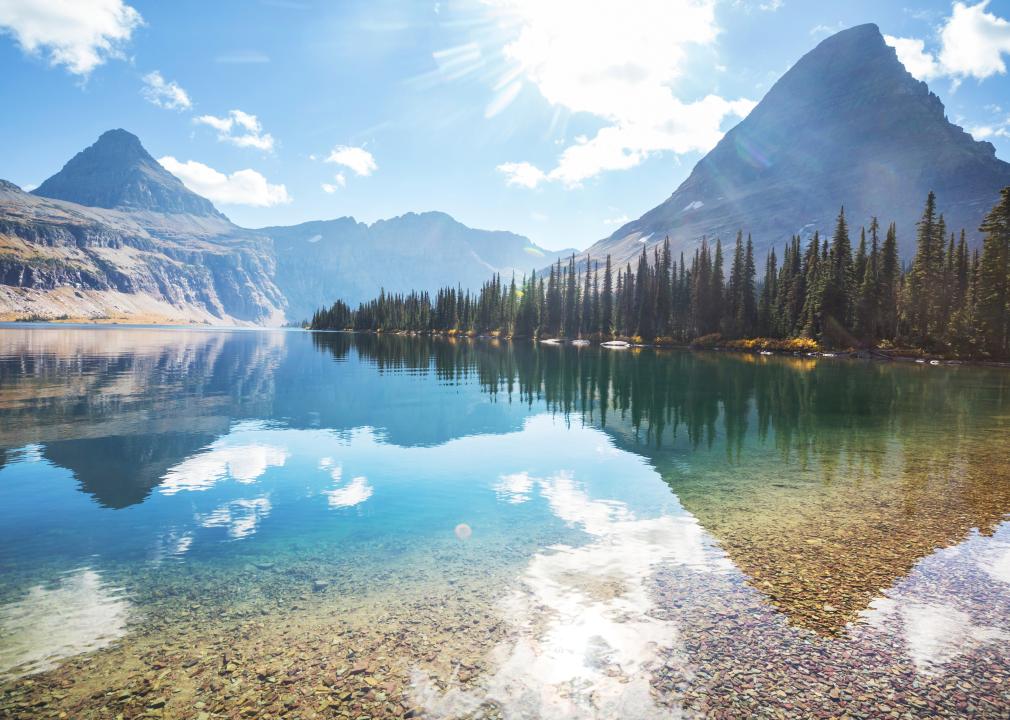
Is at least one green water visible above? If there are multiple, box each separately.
[1,326,1008,718]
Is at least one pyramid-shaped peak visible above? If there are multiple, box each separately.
[93,128,148,153]
[32,129,224,218]
[583,22,1010,272]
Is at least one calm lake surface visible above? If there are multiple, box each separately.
[1,325,1009,719]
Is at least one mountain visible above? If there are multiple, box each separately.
[33,129,224,218]
[1,131,566,324]
[583,23,1010,269]
[0,176,285,324]
[264,212,573,322]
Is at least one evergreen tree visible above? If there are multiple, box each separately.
[601,256,614,338]
[977,186,1010,356]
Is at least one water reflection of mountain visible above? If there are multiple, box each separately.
[0,328,530,508]
[442,342,1010,634]
[5,328,1010,635]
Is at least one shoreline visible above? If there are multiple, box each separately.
[4,319,1009,368]
[309,327,1010,368]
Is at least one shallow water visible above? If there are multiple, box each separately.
[1,326,1009,718]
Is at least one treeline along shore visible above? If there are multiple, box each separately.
[311,188,1010,360]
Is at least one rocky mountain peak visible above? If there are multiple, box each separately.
[32,129,224,218]
[586,23,1010,267]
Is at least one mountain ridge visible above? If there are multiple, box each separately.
[0,131,570,324]
[581,23,1010,269]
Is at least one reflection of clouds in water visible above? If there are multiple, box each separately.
[324,476,372,508]
[160,443,288,495]
[414,470,727,719]
[149,530,194,563]
[199,497,272,539]
[983,541,1010,586]
[9,444,44,463]
[862,530,1010,676]
[0,569,131,681]
[494,471,533,504]
[865,597,1008,675]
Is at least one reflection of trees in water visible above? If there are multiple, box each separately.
[325,332,1010,474]
[334,333,1010,636]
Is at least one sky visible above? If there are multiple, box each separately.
[1,0,1010,251]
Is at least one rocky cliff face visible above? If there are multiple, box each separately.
[0,179,284,324]
[583,24,1010,268]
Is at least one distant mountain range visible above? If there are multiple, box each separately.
[580,23,1010,270]
[0,130,570,324]
[3,23,1010,325]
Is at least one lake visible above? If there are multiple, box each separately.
[1,325,1009,719]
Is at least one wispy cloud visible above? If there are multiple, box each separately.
[0,0,143,76]
[497,161,546,189]
[321,173,347,193]
[488,0,753,188]
[158,156,291,207]
[325,146,377,176]
[195,110,275,151]
[141,71,191,111]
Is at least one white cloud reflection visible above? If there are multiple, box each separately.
[160,443,289,494]
[0,569,132,681]
[413,469,728,719]
[865,596,1007,675]
[199,496,272,539]
[324,475,373,508]
[493,471,534,504]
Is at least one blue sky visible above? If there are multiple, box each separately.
[2,0,1010,251]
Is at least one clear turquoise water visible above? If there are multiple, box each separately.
[1,326,1009,718]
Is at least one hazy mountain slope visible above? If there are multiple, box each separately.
[2,130,571,324]
[0,173,285,325]
[583,24,1010,268]
[263,211,574,322]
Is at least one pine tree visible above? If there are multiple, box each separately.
[819,206,853,343]
[656,237,673,337]
[580,255,593,338]
[907,191,940,342]
[741,234,757,336]
[601,255,614,338]
[977,186,1010,356]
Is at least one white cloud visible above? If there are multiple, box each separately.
[158,156,292,207]
[321,172,347,193]
[140,70,191,111]
[603,213,630,226]
[497,161,547,188]
[0,0,142,75]
[488,0,753,187]
[195,109,274,151]
[967,121,1010,139]
[325,145,377,176]
[886,2,1010,83]
[939,1,1010,80]
[884,35,943,80]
